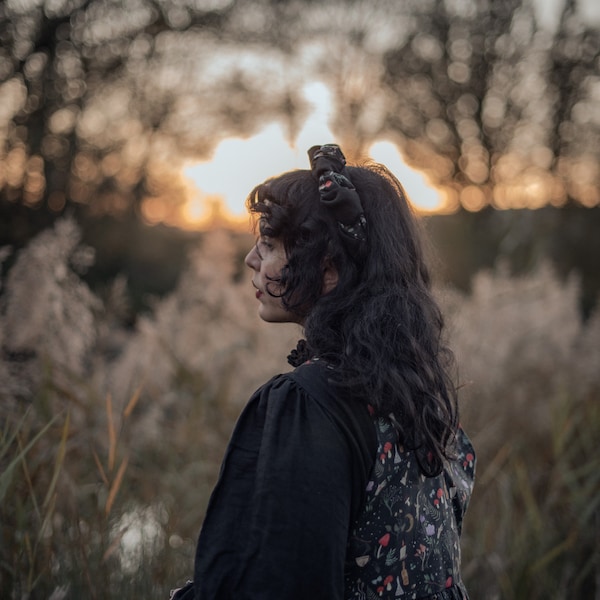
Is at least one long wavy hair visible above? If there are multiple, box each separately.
[246,162,459,476]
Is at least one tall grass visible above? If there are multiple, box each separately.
[443,265,600,599]
[1,219,598,599]
[0,219,298,599]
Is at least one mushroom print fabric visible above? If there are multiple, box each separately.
[345,415,475,600]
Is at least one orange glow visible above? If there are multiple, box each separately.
[367,141,446,213]
[141,196,171,225]
[181,122,308,226]
[179,134,448,228]
[460,185,487,212]
[176,82,448,229]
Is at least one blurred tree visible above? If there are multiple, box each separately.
[1,0,599,223]
[0,0,308,238]
[272,0,600,213]
[304,0,600,210]
[1,0,599,311]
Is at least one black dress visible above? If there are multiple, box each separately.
[172,360,475,600]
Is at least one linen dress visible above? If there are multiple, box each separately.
[174,359,475,600]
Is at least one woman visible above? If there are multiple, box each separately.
[171,144,475,599]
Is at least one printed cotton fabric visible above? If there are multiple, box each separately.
[345,416,475,599]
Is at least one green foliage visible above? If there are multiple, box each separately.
[0,220,298,599]
[1,220,598,598]
[0,409,58,505]
[461,389,599,599]
[0,368,199,599]
[443,265,600,598]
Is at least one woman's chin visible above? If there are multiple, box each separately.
[258,307,300,325]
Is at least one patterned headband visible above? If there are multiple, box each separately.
[307,144,367,255]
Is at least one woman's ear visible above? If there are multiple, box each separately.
[322,258,339,295]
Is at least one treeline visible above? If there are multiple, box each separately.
[1,0,599,217]
[3,202,598,318]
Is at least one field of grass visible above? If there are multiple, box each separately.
[1,219,598,599]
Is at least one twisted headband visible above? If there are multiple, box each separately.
[307,144,367,255]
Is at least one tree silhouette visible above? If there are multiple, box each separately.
[0,0,306,226]
[1,0,598,228]
[358,0,600,209]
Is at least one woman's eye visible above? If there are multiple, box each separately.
[258,238,273,254]
[255,239,270,259]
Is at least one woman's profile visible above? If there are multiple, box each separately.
[170,144,475,600]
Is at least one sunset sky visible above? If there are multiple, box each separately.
[181,82,445,228]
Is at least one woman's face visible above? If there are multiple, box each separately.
[245,235,298,323]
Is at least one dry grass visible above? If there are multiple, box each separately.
[1,218,598,599]
[440,265,600,599]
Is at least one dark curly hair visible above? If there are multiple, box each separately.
[246,162,459,476]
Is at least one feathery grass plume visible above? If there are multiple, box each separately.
[1,220,596,598]
[107,228,298,447]
[439,262,600,598]
[0,217,100,405]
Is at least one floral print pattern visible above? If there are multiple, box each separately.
[345,415,475,599]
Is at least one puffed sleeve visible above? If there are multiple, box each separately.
[192,363,375,600]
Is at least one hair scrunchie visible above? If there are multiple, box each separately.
[307,144,367,250]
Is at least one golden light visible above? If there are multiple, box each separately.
[180,82,445,227]
[367,141,446,213]
[460,185,487,212]
[182,195,207,223]
[181,122,307,226]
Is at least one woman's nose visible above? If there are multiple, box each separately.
[245,245,260,270]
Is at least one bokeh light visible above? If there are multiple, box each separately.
[1,0,600,221]
[367,141,445,213]
[180,82,444,228]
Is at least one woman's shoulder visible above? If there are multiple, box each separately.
[252,359,341,415]
[288,358,336,396]
[252,359,374,444]
[271,359,366,415]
